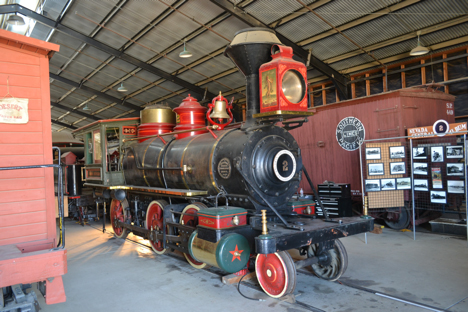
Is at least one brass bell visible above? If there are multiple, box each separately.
[210,93,230,119]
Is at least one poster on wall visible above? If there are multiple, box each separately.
[447,180,465,194]
[396,177,411,190]
[381,178,396,191]
[366,147,381,160]
[431,146,444,162]
[431,167,442,189]
[365,179,380,192]
[447,164,464,176]
[389,146,405,159]
[430,190,447,204]
[446,146,463,159]
[413,147,427,159]
[414,163,428,175]
[0,98,29,124]
[414,179,429,191]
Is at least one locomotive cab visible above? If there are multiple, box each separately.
[72,118,139,186]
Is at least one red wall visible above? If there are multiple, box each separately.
[291,87,456,198]
[0,30,59,246]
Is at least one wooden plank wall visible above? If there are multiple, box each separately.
[0,42,55,246]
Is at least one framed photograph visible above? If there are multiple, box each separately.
[366,147,381,160]
[430,190,447,204]
[365,179,381,192]
[447,163,464,176]
[390,162,406,175]
[431,146,444,162]
[396,177,412,190]
[414,179,429,191]
[381,178,396,191]
[368,163,384,176]
[389,146,405,159]
[447,180,465,194]
[413,162,428,175]
[446,146,463,159]
[413,147,427,159]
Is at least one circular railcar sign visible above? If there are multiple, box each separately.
[217,157,232,179]
[273,150,296,182]
[433,119,449,137]
[336,117,365,151]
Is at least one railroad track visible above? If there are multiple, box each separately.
[85,221,449,312]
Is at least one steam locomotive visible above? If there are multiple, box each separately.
[72,28,373,298]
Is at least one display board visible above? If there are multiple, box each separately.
[365,142,405,209]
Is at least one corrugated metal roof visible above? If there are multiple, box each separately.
[60,0,116,36]
[5,0,468,131]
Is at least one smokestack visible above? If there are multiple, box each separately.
[224,28,282,126]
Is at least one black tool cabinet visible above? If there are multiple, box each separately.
[315,183,353,218]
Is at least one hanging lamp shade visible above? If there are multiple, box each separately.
[410,31,429,56]
[7,14,25,26]
[117,82,128,92]
[83,104,90,111]
[179,39,192,58]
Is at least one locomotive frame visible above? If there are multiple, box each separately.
[72,28,373,298]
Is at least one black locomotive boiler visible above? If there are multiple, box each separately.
[76,28,373,298]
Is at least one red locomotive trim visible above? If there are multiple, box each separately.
[229,245,243,262]
[68,196,81,199]
[198,215,247,229]
[122,126,137,135]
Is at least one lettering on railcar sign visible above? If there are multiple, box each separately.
[0,98,28,124]
[336,117,365,151]
[217,158,232,179]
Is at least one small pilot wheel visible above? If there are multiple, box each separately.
[307,239,348,281]
[146,200,168,255]
[180,203,207,269]
[110,199,129,239]
[255,251,297,298]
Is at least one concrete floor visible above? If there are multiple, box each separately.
[35,220,468,312]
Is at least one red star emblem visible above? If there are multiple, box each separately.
[229,245,243,262]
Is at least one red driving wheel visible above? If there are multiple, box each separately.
[255,251,296,298]
[110,199,128,239]
[146,200,168,254]
[180,203,207,269]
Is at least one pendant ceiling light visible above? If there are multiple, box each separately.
[7,13,25,26]
[83,104,90,111]
[117,82,128,92]
[410,31,429,56]
[179,39,192,58]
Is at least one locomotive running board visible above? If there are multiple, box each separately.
[84,183,208,197]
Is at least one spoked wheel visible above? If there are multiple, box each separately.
[255,251,297,298]
[110,199,129,239]
[307,239,348,281]
[146,200,168,254]
[180,203,207,269]
[384,206,411,230]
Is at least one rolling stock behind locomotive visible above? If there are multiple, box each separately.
[73,28,373,298]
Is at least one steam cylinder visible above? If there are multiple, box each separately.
[188,231,250,273]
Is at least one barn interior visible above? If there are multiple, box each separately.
[1,0,468,311]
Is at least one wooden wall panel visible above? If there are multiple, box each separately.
[0,32,58,247]
[0,200,46,216]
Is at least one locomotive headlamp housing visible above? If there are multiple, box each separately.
[282,70,306,104]
[259,44,308,113]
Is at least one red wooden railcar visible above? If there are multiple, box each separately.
[0,29,66,309]
[292,86,455,197]
[291,86,456,226]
